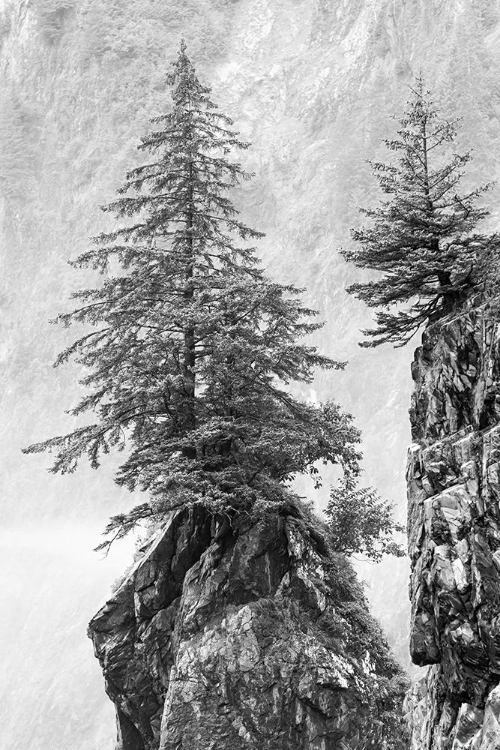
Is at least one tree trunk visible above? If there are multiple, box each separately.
[182,160,196,456]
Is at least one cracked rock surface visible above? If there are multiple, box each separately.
[89,503,406,750]
[406,309,500,749]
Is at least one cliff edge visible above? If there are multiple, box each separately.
[406,308,500,749]
[89,503,407,750]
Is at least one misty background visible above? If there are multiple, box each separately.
[2,0,500,747]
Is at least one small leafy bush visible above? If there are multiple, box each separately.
[326,473,406,562]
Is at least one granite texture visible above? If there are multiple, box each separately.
[406,308,500,749]
[89,503,407,750]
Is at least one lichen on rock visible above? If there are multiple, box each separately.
[89,502,407,750]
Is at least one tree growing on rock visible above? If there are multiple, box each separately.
[343,78,500,347]
[326,474,405,562]
[24,42,368,550]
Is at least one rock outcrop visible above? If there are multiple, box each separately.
[406,308,500,749]
[89,503,407,750]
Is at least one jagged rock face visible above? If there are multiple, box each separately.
[406,310,500,749]
[89,505,406,750]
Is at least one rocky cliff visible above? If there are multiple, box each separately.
[89,503,407,750]
[406,307,500,749]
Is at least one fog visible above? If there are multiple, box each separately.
[2,0,500,746]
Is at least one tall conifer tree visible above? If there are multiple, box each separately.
[25,43,361,547]
[343,79,499,347]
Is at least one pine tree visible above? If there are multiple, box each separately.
[24,42,362,548]
[343,78,499,347]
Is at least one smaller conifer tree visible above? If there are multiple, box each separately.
[343,78,500,347]
[24,42,365,550]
